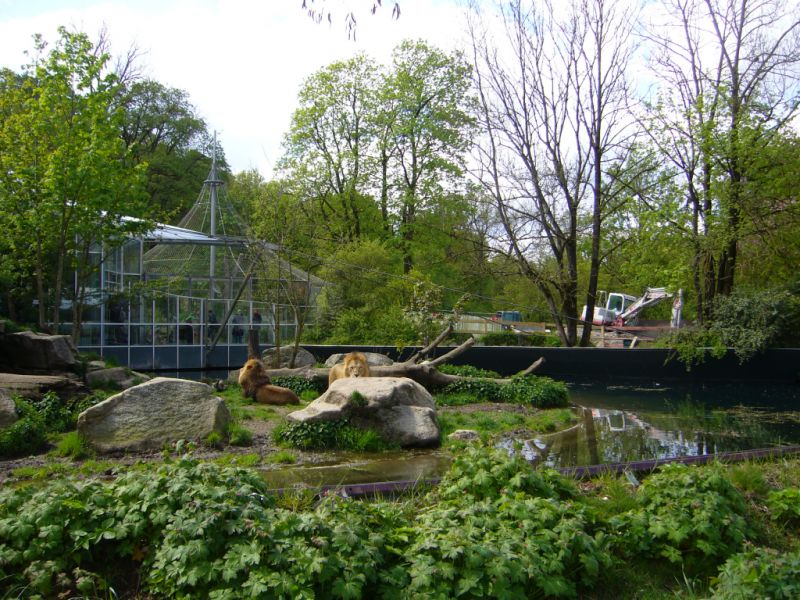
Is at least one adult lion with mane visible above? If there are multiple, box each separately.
[328,351,371,386]
[238,358,300,405]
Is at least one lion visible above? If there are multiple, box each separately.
[238,358,300,405]
[328,351,371,386]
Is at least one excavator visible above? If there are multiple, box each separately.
[582,287,683,328]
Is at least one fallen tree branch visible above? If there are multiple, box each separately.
[406,324,454,364]
[251,354,547,390]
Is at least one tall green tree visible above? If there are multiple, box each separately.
[117,79,212,220]
[279,54,383,244]
[382,39,475,273]
[0,28,149,333]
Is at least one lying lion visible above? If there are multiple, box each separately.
[238,358,300,405]
[328,351,371,386]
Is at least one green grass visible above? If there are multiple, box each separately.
[51,432,94,460]
[270,450,298,464]
[438,408,575,444]
[228,422,254,447]
[214,453,261,468]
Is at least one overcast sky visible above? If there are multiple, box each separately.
[0,0,467,177]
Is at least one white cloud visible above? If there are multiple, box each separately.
[0,0,467,177]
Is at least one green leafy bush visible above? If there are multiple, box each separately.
[439,444,575,502]
[610,463,753,574]
[32,391,73,432]
[0,397,48,458]
[441,375,569,408]
[711,288,800,362]
[710,545,800,599]
[766,487,800,526]
[273,419,394,452]
[0,459,276,597]
[272,375,324,395]
[480,331,561,346]
[437,364,501,378]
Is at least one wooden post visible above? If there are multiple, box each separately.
[247,328,260,359]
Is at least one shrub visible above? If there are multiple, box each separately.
[610,463,753,574]
[32,391,73,432]
[480,331,561,346]
[273,419,395,451]
[271,375,323,395]
[404,447,605,599]
[710,545,800,599]
[441,375,569,408]
[437,364,502,378]
[0,398,48,458]
[766,487,800,526]
[439,444,575,502]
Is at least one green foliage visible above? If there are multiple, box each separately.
[610,463,753,574]
[31,391,73,432]
[227,422,254,447]
[710,545,800,599]
[271,376,324,395]
[53,431,93,460]
[270,450,297,464]
[204,430,223,449]
[273,419,395,452]
[441,375,570,408]
[439,444,576,502]
[0,458,275,597]
[710,288,800,362]
[658,326,727,371]
[0,396,50,458]
[437,364,501,378]
[766,488,800,527]
[481,331,561,347]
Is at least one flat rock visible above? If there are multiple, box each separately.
[86,367,151,390]
[288,377,439,448]
[77,377,230,453]
[448,429,480,441]
[0,331,78,373]
[0,372,87,400]
[324,352,394,367]
[0,389,17,429]
[262,346,317,368]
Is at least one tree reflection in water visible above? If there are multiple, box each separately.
[499,382,800,469]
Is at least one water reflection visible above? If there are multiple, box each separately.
[501,382,800,469]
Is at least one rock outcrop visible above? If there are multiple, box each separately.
[0,373,87,400]
[262,346,317,369]
[287,377,439,448]
[0,331,79,373]
[0,389,17,429]
[85,367,151,390]
[324,352,394,368]
[77,377,230,452]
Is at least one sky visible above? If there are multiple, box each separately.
[0,0,468,177]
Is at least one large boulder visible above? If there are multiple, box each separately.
[287,377,439,448]
[262,346,317,368]
[86,367,151,390]
[0,372,87,400]
[0,389,17,429]
[77,377,230,453]
[0,331,79,373]
[324,352,394,368]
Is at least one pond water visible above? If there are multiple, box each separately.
[500,381,800,470]
[260,380,800,488]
